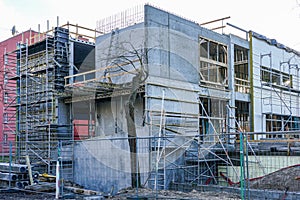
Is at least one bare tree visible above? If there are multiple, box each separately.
[105,41,149,188]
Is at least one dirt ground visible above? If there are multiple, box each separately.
[110,188,240,200]
[250,165,300,192]
[1,165,299,200]
[0,190,54,200]
[0,188,240,200]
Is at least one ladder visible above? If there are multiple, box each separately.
[154,89,166,190]
[104,29,120,83]
[147,90,166,190]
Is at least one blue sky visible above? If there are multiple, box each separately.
[1,0,300,50]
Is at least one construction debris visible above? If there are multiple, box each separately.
[39,173,56,182]
[64,186,100,195]
[21,174,101,197]
[25,155,34,185]
[0,162,39,189]
[0,163,27,173]
[25,182,56,192]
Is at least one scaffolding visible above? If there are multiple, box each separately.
[14,27,71,173]
[2,49,18,149]
[2,23,98,175]
[259,52,300,138]
[0,31,39,156]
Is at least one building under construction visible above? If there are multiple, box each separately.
[1,4,300,199]
[2,23,96,175]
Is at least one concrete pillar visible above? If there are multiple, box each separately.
[228,36,236,143]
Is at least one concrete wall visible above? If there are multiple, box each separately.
[95,23,144,84]
[95,95,146,137]
[73,95,150,193]
[73,139,132,194]
[144,4,232,117]
[145,5,230,85]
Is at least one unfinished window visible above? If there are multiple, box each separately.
[200,62,227,85]
[234,46,249,93]
[234,46,248,79]
[271,71,280,85]
[291,117,300,138]
[200,61,209,81]
[261,66,292,88]
[209,41,218,61]
[261,67,271,82]
[235,46,248,63]
[265,114,291,138]
[219,45,227,63]
[282,73,292,88]
[200,39,208,58]
[199,97,227,142]
[200,38,227,63]
[199,37,228,87]
[209,65,218,82]
[235,101,250,132]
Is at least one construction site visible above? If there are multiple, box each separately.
[0,4,299,200]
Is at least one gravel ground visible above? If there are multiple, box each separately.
[0,188,240,200]
[1,165,299,200]
[0,190,55,200]
[110,188,240,200]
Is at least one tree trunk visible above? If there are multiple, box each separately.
[125,73,142,188]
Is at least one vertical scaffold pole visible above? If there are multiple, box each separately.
[240,131,245,200]
[56,141,61,199]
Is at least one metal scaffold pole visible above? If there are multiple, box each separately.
[46,29,51,174]
[240,131,245,200]
[155,89,165,192]
[25,39,29,154]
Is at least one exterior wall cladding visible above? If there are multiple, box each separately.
[0,30,37,145]
[74,5,300,193]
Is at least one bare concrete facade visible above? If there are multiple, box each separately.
[68,5,300,193]
[71,5,237,192]
[68,5,300,194]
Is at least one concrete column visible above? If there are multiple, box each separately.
[228,36,236,143]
